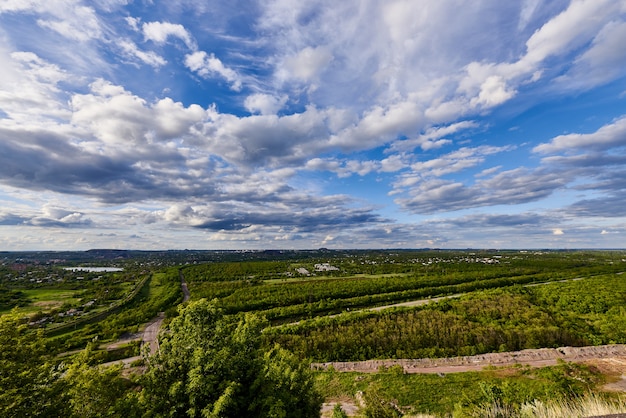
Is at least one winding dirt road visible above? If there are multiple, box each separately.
[102,271,189,367]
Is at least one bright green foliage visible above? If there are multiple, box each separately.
[315,362,603,416]
[0,311,68,417]
[362,383,402,418]
[63,343,138,417]
[331,403,349,418]
[139,298,322,417]
[0,312,139,418]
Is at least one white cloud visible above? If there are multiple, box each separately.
[470,75,516,108]
[184,51,242,91]
[282,46,333,82]
[244,93,287,115]
[142,21,195,49]
[125,16,140,31]
[390,121,476,152]
[523,0,619,66]
[533,117,626,154]
[118,39,166,68]
[406,145,513,180]
[304,155,406,178]
[558,20,626,89]
[0,50,70,124]
[1,1,103,42]
[518,0,540,31]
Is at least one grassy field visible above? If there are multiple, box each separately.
[13,288,83,314]
[315,361,611,416]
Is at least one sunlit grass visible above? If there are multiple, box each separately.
[9,289,82,314]
[468,393,626,418]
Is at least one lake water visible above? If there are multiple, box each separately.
[63,267,124,272]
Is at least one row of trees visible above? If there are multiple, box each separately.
[183,252,626,325]
[265,275,626,361]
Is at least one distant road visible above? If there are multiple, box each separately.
[180,269,190,302]
[102,270,189,368]
[141,313,164,355]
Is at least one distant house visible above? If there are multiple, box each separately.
[314,263,339,272]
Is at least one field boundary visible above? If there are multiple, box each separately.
[312,344,626,374]
[44,274,151,336]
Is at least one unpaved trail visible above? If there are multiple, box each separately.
[312,344,626,375]
[141,312,164,355]
[180,269,190,302]
[102,270,189,367]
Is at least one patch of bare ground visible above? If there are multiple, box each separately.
[585,357,626,393]
[100,313,164,371]
[312,344,626,383]
[320,397,361,418]
[33,300,63,308]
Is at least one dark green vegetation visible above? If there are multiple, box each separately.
[184,250,625,324]
[1,249,625,417]
[141,299,321,417]
[266,275,626,361]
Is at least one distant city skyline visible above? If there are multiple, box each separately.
[1,1,626,250]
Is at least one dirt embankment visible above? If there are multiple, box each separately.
[312,344,626,374]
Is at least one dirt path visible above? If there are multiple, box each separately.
[102,270,190,367]
[141,312,164,355]
[180,269,190,302]
[312,344,626,375]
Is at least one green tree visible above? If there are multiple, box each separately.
[63,343,139,418]
[139,298,322,417]
[361,383,402,418]
[0,311,68,417]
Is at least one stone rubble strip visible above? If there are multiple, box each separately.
[311,344,626,374]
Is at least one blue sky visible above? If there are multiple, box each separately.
[1,0,626,250]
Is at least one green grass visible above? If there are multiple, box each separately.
[462,393,626,418]
[11,289,83,314]
[314,362,604,416]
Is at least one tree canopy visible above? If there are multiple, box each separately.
[139,298,322,417]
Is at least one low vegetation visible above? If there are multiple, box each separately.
[0,249,625,416]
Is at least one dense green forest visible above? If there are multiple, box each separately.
[1,249,625,417]
[265,274,626,361]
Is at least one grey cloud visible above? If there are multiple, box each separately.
[438,213,558,229]
[197,219,251,231]
[168,199,388,232]
[396,168,567,214]
[28,216,93,228]
[195,208,385,233]
[567,196,626,218]
[0,208,92,228]
[0,127,223,204]
[0,214,29,226]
